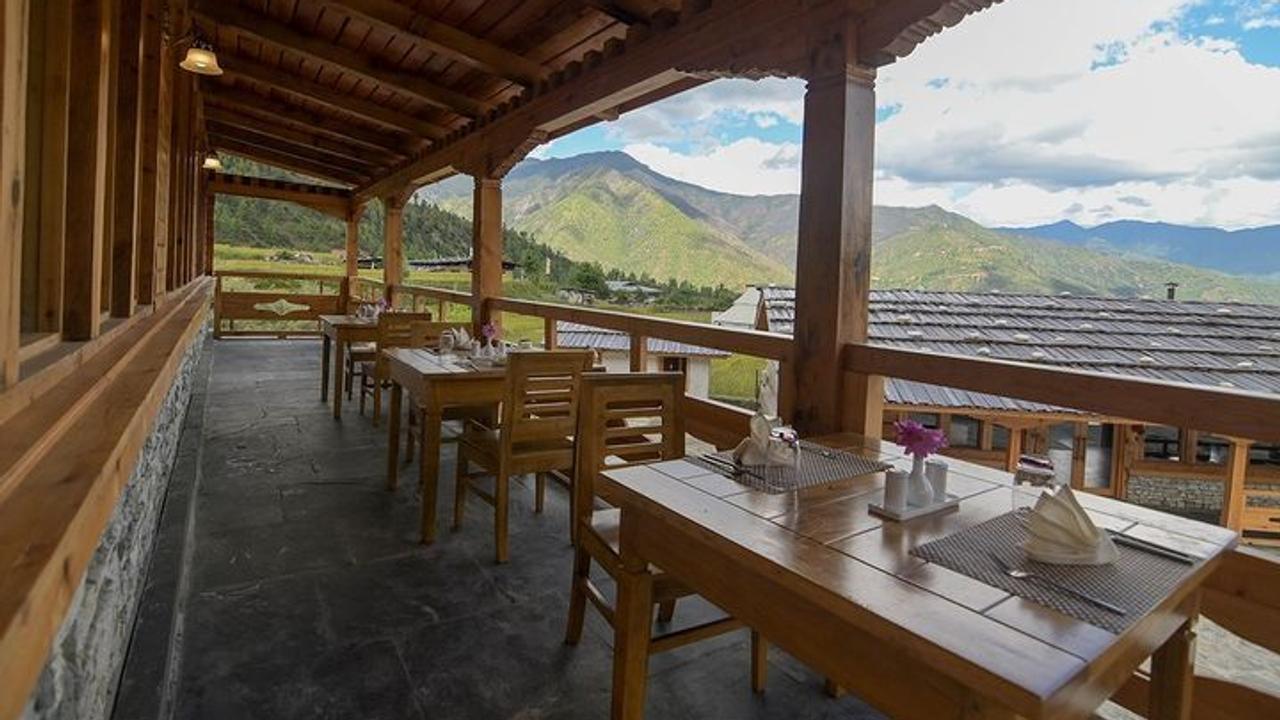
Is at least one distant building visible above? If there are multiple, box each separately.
[556,288,597,305]
[605,280,663,302]
[553,321,728,398]
[733,285,1280,540]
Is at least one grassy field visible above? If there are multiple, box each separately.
[213,245,760,405]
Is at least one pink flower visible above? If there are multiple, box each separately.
[480,322,497,341]
[893,419,948,459]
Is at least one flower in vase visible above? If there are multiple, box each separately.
[480,322,498,342]
[893,419,948,459]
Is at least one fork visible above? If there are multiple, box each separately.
[989,552,1126,615]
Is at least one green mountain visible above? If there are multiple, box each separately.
[422,152,1280,304]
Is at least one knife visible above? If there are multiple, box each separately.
[1106,530,1196,565]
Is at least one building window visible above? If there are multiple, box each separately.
[948,415,981,448]
[1143,426,1181,461]
[661,357,687,374]
[1250,443,1280,467]
[1047,423,1076,486]
[1083,424,1113,490]
[907,412,940,429]
[992,425,1010,450]
[1196,434,1230,465]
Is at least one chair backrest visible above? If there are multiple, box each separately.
[572,372,685,530]
[375,311,434,348]
[500,350,594,448]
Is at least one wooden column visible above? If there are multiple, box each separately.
[382,193,405,300]
[134,0,166,305]
[629,334,648,371]
[1004,427,1024,472]
[202,186,214,275]
[62,0,111,340]
[471,176,503,333]
[1,0,32,388]
[345,204,364,278]
[109,0,141,317]
[1221,438,1252,531]
[791,43,881,438]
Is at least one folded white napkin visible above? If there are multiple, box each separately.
[732,414,798,467]
[448,327,475,350]
[1022,486,1117,566]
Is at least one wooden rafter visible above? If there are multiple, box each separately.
[208,172,352,218]
[193,2,486,118]
[208,122,379,177]
[202,86,413,155]
[216,55,448,140]
[316,0,545,86]
[203,107,402,166]
[210,135,367,187]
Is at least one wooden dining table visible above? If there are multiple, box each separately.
[599,433,1237,720]
[319,314,377,419]
[383,348,506,544]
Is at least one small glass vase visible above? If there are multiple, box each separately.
[907,455,934,508]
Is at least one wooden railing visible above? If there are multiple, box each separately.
[213,271,350,338]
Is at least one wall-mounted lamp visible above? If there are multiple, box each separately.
[202,155,223,171]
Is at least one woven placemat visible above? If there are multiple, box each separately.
[689,442,892,494]
[910,509,1196,633]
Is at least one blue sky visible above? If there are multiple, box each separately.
[530,0,1280,229]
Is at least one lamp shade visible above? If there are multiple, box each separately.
[180,46,223,76]
[202,156,223,171]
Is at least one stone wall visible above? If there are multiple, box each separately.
[21,328,209,720]
[1127,474,1280,516]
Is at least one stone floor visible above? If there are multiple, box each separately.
[113,339,1280,720]
[112,339,885,720]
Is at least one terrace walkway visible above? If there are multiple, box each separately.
[110,339,885,720]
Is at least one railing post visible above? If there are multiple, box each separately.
[1221,438,1252,531]
[213,274,223,338]
[630,333,648,372]
[544,317,558,349]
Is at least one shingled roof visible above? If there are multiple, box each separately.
[754,286,1280,415]
[555,322,730,359]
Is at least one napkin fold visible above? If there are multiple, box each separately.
[447,327,475,350]
[1022,486,1118,566]
[732,414,798,467]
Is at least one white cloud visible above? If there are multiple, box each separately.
[589,0,1280,228]
[624,138,802,195]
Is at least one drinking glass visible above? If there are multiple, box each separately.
[439,333,456,358]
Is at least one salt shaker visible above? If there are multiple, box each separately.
[883,469,908,513]
[926,459,949,503]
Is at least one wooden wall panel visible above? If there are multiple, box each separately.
[134,0,163,305]
[61,0,110,340]
[32,0,70,333]
[109,0,141,316]
[1,0,32,388]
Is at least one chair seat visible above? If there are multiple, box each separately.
[459,427,574,473]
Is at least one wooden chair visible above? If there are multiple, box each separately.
[563,372,767,693]
[345,308,431,401]
[453,349,594,563]
[353,312,436,426]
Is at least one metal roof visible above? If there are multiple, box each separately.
[753,286,1280,415]
[555,322,730,358]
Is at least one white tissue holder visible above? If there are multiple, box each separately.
[869,492,962,522]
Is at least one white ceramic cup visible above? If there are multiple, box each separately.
[926,459,949,503]
[883,469,909,513]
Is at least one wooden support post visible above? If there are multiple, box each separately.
[109,0,141,316]
[471,176,502,334]
[791,37,882,438]
[2,0,32,388]
[202,186,214,274]
[630,334,647,372]
[62,0,111,340]
[382,193,405,302]
[134,0,165,305]
[344,203,364,278]
[1004,426,1023,472]
[1221,438,1252,531]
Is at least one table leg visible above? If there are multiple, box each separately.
[611,510,653,720]
[332,338,345,419]
[387,382,403,491]
[321,335,331,402]
[1149,615,1197,720]
[419,406,443,544]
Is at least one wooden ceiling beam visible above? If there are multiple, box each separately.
[203,107,403,166]
[202,85,415,154]
[208,173,352,218]
[194,2,486,118]
[317,0,545,86]
[215,55,448,140]
[207,121,381,177]
[209,134,369,187]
